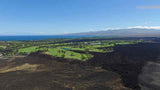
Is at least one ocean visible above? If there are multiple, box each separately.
[0,35,93,41]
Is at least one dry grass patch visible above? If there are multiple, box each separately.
[0,63,41,73]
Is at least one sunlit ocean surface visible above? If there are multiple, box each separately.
[0,35,95,41]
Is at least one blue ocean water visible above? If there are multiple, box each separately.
[0,35,93,41]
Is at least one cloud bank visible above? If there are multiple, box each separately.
[137,5,160,9]
[103,26,160,31]
[128,26,160,29]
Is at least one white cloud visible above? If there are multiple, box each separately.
[102,27,123,31]
[128,26,160,29]
[102,26,160,31]
[89,28,96,32]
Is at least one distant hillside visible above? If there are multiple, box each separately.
[66,28,160,37]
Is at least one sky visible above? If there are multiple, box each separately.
[0,0,160,35]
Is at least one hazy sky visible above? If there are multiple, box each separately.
[0,0,160,35]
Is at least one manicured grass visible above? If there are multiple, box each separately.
[67,42,137,52]
[17,40,139,60]
[71,47,104,52]
[46,48,93,61]
[62,44,114,52]
[18,46,48,54]
[18,46,38,53]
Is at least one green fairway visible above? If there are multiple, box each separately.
[18,47,37,53]
[61,44,114,53]
[46,48,93,61]
[18,46,47,53]
[14,39,141,60]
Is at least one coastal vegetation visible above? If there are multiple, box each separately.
[0,37,142,60]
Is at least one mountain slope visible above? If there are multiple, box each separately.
[67,28,160,37]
